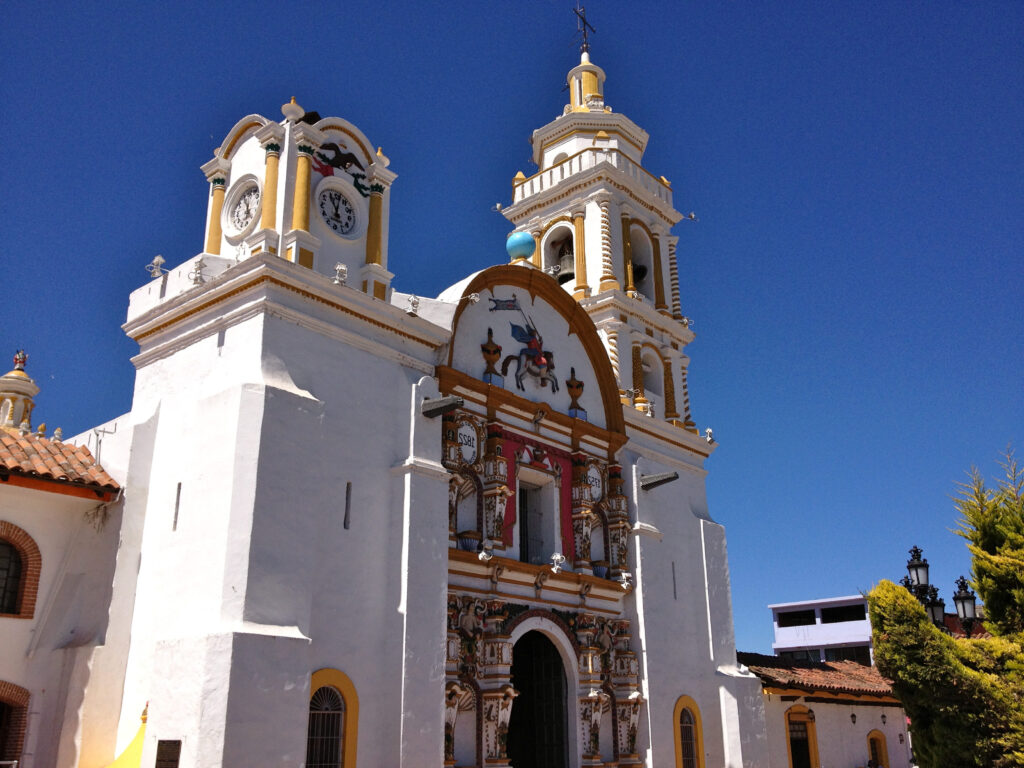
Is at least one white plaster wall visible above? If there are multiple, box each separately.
[624,448,768,768]
[761,697,911,768]
[0,483,121,768]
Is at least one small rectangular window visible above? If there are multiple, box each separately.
[777,609,816,627]
[155,740,182,768]
[820,604,866,624]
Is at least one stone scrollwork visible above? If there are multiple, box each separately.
[444,681,468,763]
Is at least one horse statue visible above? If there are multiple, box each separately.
[501,348,559,393]
[501,321,560,393]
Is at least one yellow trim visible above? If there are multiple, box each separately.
[260,151,279,230]
[311,668,359,768]
[672,696,705,768]
[293,153,312,232]
[531,231,542,268]
[206,184,225,255]
[373,281,386,300]
[867,729,889,768]
[298,248,314,269]
[223,120,262,160]
[99,721,145,768]
[365,191,383,266]
[784,705,820,768]
[572,211,589,297]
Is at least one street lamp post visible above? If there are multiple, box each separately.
[952,575,978,638]
[901,546,978,637]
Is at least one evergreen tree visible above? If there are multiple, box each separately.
[869,452,1024,768]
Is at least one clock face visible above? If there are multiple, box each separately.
[587,464,604,503]
[230,186,261,233]
[319,189,356,235]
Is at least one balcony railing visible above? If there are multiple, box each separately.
[512,148,673,207]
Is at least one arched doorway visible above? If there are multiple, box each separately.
[508,631,568,768]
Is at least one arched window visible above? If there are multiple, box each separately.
[0,542,22,614]
[0,522,41,619]
[307,686,344,767]
[308,669,358,768]
[672,696,704,768]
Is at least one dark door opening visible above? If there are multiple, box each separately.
[508,631,568,768]
[788,719,812,768]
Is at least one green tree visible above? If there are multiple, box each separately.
[868,452,1024,768]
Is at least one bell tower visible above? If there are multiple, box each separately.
[501,48,698,433]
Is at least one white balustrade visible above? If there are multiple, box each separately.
[512,149,673,208]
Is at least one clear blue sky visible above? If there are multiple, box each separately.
[2,1,1021,654]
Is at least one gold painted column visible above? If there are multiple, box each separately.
[651,233,668,312]
[572,209,590,298]
[259,142,280,231]
[204,175,227,255]
[620,213,635,294]
[292,143,314,233]
[365,184,384,266]
[531,230,542,269]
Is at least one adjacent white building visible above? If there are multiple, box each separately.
[1,47,775,768]
[770,596,873,666]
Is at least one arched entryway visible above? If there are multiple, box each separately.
[508,631,569,768]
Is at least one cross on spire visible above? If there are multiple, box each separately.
[573,3,595,54]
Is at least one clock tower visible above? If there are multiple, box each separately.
[200,98,397,300]
[502,51,698,433]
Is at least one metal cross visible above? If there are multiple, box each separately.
[573,4,595,53]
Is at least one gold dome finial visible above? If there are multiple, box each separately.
[282,97,305,123]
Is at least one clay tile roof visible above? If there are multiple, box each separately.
[736,651,894,698]
[0,432,119,493]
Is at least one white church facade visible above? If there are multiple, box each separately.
[0,48,770,768]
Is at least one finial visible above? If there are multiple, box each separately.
[282,97,305,122]
[375,146,391,168]
[12,349,27,371]
[53,427,63,441]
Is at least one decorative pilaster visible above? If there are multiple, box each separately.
[597,198,619,292]
[651,232,668,313]
[668,236,682,320]
[615,692,644,765]
[481,423,510,547]
[360,152,397,299]
[605,465,629,577]
[580,688,610,764]
[444,682,467,765]
[662,353,679,420]
[531,230,542,269]
[679,358,698,433]
[482,685,518,765]
[200,155,230,256]
[571,453,594,571]
[282,123,324,268]
[630,342,647,409]
[572,209,590,298]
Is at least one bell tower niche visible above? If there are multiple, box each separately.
[501,48,699,434]
[200,99,397,300]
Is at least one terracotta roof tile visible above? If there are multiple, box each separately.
[736,651,894,697]
[0,432,119,493]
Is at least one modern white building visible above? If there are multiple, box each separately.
[770,596,873,666]
[1,45,774,768]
